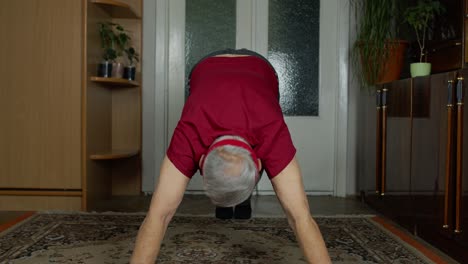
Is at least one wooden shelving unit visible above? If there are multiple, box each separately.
[90,149,140,160]
[0,0,143,212]
[91,0,140,18]
[85,0,143,208]
[90,76,140,87]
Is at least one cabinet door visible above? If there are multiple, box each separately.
[362,79,414,230]
[413,72,454,240]
[414,71,468,263]
[358,89,378,198]
[0,0,82,189]
[454,69,468,253]
[383,79,414,230]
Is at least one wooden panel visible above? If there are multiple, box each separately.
[90,149,139,160]
[387,80,411,117]
[110,13,142,196]
[412,77,431,118]
[381,80,413,230]
[457,68,468,246]
[112,88,141,150]
[0,196,81,211]
[90,76,140,87]
[426,40,462,73]
[118,0,142,17]
[91,0,140,18]
[465,0,468,63]
[111,87,141,195]
[386,80,412,193]
[423,0,463,71]
[412,73,455,195]
[358,90,378,195]
[85,2,114,210]
[0,190,82,196]
[112,155,141,195]
[415,70,468,264]
[0,0,82,189]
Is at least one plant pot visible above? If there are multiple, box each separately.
[124,66,136,81]
[112,62,124,78]
[97,61,113,78]
[359,40,409,85]
[410,62,431,78]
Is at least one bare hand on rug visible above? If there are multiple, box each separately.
[130,157,331,264]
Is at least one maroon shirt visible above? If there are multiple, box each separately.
[167,56,296,179]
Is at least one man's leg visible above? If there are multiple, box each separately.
[215,206,234,219]
[234,195,252,219]
[215,196,252,220]
[233,168,263,220]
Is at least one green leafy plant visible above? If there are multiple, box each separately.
[98,22,134,62]
[404,0,445,62]
[125,47,140,66]
[98,22,117,61]
[352,0,401,86]
[114,24,131,58]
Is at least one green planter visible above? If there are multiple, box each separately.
[410,63,431,77]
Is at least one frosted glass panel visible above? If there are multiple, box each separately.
[268,0,320,116]
[185,0,236,97]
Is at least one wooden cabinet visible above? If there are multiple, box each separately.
[85,0,142,209]
[412,70,468,263]
[359,70,468,263]
[421,0,464,73]
[0,0,142,211]
[360,79,414,231]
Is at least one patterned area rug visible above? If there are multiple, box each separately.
[0,213,435,263]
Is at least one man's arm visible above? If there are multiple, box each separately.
[131,156,190,264]
[271,157,331,264]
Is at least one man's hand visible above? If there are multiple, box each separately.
[130,156,190,264]
[271,157,332,264]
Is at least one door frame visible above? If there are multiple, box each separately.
[142,0,354,197]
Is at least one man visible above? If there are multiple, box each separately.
[131,49,331,263]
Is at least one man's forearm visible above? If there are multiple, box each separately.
[292,215,331,264]
[131,157,188,263]
[130,214,172,264]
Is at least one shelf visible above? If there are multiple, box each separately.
[90,149,140,160]
[91,0,140,19]
[90,77,140,87]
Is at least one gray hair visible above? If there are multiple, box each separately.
[202,137,257,207]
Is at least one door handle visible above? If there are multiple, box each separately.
[443,80,454,229]
[381,88,388,196]
[455,77,464,234]
[376,89,382,194]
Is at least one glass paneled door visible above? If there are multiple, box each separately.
[167,0,342,193]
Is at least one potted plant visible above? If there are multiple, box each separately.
[404,0,445,77]
[97,22,117,77]
[124,47,139,81]
[352,0,408,87]
[113,23,132,78]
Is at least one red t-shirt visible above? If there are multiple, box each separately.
[167,56,296,179]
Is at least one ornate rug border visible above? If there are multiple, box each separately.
[0,212,36,235]
[369,216,449,264]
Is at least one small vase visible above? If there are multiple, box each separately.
[410,63,431,78]
[112,62,124,78]
[97,60,113,77]
[124,66,136,81]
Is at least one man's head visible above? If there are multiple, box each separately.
[200,136,261,207]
